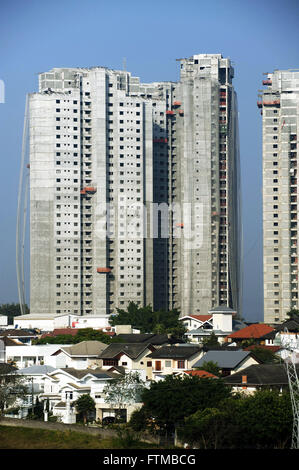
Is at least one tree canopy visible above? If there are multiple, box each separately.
[103,371,146,421]
[109,301,186,338]
[139,374,230,432]
[0,303,29,325]
[286,308,299,321]
[74,394,95,424]
[34,328,123,345]
[178,389,293,449]
[0,364,28,417]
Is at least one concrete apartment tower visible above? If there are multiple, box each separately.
[169,54,242,317]
[28,55,241,319]
[29,67,166,317]
[259,69,299,323]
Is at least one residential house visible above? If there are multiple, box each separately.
[0,329,39,345]
[5,344,73,369]
[174,369,218,379]
[223,363,299,394]
[146,345,203,379]
[226,323,275,346]
[179,315,213,332]
[265,317,299,359]
[11,365,56,418]
[98,343,157,380]
[183,306,246,344]
[50,341,108,370]
[115,333,182,346]
[40,366,141,423]
[192,350,261,377]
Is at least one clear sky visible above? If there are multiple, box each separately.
[0,0,298,322]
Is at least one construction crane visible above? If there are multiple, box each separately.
[283,328,299,449]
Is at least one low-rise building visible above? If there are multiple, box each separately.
[0,329,39,345]
[5,343,72,369]
[183,306,246,344]
[192,350,261,377]
[50,340,108,370]
[223,363,299,394]
[226,323,275,345]
[146,345,203,379]
[98,343,156,380]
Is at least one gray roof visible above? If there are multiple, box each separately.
[59,340,108,357]
[147,345,202,359]
[208,305,237,314]
[116,333,178,345]
[224,363,299,387]
[98,343,154,359]
[193,350,255,369]
[18,365,56,375]
[58,367,117,380]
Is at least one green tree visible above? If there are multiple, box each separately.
[197,361,221,377]
[103,372,146,422]
[286,308,299,321]
[74,394,96,424]
[0,303,29,325]
[34,328,118,345]
[179,407,228,449]
[248,346,280,364]
[234,389,292,448]
[109,301,185,338]
[178,390,293,449]
[28,396,44,420]
[140,374,231,435]
[201,332,219,347]
[0,364,28,418]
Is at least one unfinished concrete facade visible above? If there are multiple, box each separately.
[28,54,241,318]
[169,54,241,316]
[259,69,299,323]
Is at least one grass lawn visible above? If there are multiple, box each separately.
[0,425,160,449]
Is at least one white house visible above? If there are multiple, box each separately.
[39,367,141,423]
[13,313,111,332]
[180,315,213,332]
[98,343,157,379]
[183,306,246,344]
[8,365,56,418]
[146,345,203,379]
[5,344,72,369]
[192,350,261,376]
[50,341,108,370]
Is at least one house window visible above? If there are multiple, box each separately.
[177,360,185,369]
[103,359,118,366]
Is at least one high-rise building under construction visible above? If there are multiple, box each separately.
[259,69,299,323]
[25,54,241,319]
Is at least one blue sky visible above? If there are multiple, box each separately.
[0,0,298,322]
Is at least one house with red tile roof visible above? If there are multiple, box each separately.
[226,323,275,344]
[176,369,218,379]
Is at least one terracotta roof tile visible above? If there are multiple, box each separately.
[244,345,281,353]
[184,369,218,378]
[227,323,274,339]
[189,315,212,322]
